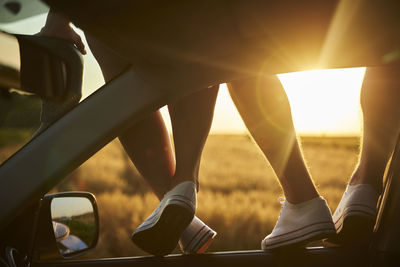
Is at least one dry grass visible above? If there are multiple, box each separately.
[0,134,361,258]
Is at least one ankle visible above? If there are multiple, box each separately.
[348,170,383,194]
[281,178,319,204]
[170,176,197,190]
[285,191,320,205]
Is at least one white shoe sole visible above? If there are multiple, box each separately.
[180,223,217,254]
[262,221,336,250]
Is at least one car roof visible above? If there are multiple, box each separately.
[0,0,48,23]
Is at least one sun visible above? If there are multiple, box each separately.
[190,67,367,135]
[159,68,367,136]
[278,68,366,136]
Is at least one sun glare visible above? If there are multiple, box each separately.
[278,68,366,136]
[162,68,366,136]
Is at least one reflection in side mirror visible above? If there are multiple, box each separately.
[50,194,98,257]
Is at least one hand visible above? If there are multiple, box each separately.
[38,11,87,55]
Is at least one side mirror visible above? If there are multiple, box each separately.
[34,192,99,261]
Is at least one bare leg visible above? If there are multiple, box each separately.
[228,75,334,250]
[122,86,218,256]
[349,66,400,193]
[121,84,219,197]
[168,86,219,190]
[228,75,318,204]
[326,66,400,245]
[119,111,174,199]
[87,35,218,196]
[122,85,220,195]
[86,35,174,199]
[88,36,218,254]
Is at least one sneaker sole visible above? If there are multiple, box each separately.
[131,204,195,256]
[263,225,336,250]
[196,233,216,254]
[183,228,217,254]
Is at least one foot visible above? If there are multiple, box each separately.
[179,217,217,254]
[261,196,335,250]
[326,184,379,246]
[131,181,196,256]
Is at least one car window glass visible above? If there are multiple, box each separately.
[0,13,105,166]
[0,32,38,165]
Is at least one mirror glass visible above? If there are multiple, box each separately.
[50,197,96,256]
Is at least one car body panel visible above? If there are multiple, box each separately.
[34,248,365,267]
[0,0,48,23]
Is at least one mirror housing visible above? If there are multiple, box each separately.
[34,192,99,261]
[16,34,83,103]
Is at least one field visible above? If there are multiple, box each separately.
[0,134,361,258]
[50,134,360,258]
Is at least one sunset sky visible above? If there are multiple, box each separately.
[1,14,366,136]
[206,67,365,136]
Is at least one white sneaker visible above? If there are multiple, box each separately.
[329,184,379,244]
[179,217,217,254]
[131,181,196,256]
[261,196,335,250]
